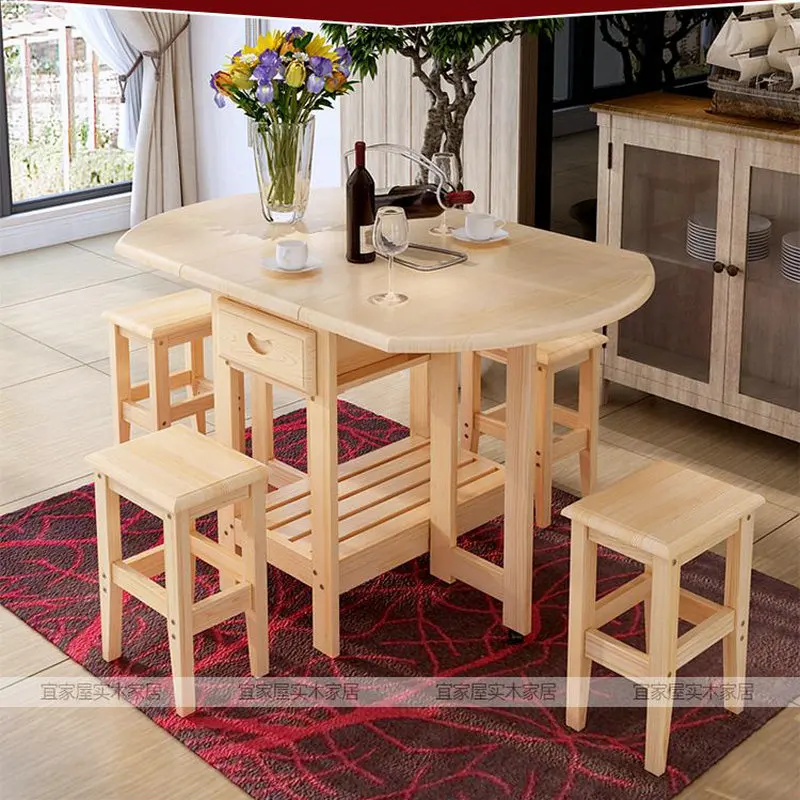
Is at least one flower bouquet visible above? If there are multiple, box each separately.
[211,27,354,223]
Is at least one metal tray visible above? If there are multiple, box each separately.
[379,242,468,271]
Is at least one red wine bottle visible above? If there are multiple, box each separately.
[375,185,475,219]
[346,141,376,263]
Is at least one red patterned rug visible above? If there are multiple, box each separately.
[1,401,799,800]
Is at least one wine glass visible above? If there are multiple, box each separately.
[429,152,459,236]
[369,206,409,306]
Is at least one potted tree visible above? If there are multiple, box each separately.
[322,22,560,178]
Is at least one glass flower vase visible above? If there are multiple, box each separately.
[253,118,315,225]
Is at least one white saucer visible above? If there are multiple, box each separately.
[452,227,509,244]
[261,256,322,274]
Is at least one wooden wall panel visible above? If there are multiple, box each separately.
[385,52,413,187]
[359,58,389,189]
[340,41,521,219]
[462,58,492,215]
[490,42,521,222]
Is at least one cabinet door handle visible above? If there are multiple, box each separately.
[726,264,740,277]
[713,261,725,273]
[247,333,273,356]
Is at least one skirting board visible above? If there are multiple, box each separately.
[0,193,131,257]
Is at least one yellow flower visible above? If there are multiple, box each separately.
[285,60,306,88]
[305,34,337,61]
[222,56,255,89]
[243,30,285,57]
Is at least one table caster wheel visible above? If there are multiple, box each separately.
[507,629,524,645]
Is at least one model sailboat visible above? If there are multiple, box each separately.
[706,3,800,123]
[707,4,800,90]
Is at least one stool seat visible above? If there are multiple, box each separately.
[102,288,211,341]
[536,332,608,366]
[87,425,265,514]
[477,332,608,368]
[562,460,764,560]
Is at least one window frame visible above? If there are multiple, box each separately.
[0,12,132,217]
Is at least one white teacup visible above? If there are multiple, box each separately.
[465,213,505,241]
[275,240,308,270]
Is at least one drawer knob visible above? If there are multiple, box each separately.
[246,333,273,356]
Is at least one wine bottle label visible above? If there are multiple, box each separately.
[360,224,374,254]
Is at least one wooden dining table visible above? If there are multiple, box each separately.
[116,189,654,658]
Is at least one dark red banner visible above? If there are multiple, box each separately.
[56,0,731,25]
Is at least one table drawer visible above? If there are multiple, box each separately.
[215,298,317,395]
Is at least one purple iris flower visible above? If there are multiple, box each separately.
[309,56,333,78]
[287,26,305,40]
[335,46,352,77]
[256,81,274,104]
[306,74,325,94]
[254,49,282,83]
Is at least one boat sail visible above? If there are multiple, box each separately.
[706,3,800,87]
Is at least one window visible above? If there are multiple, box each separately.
[0,1,132,216]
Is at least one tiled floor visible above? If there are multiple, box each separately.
[551,129,599,239]
[0,232,798,799]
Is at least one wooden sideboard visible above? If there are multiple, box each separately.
[593,93,800,442]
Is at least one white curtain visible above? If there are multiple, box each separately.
[109,10,198,227]
[65,5,141,151]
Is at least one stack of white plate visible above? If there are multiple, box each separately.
[686,212,772,263]
[780,231,800,284]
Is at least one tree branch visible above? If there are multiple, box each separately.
[468,31,516,74]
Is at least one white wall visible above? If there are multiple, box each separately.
[190,14,342,203]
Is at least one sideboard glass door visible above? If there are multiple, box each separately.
[729,164,800,422]
[612,141,729,397]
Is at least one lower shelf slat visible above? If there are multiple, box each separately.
[261,437,506,593]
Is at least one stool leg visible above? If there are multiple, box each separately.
[566,522,597,730]
[215,355,246,590]
[534,363,554,529]
[241,481,269,676]
[251,378,274,466]
[643,565,652,654]
[723,513,755,714]
[645,557,681,776]
[459,352,481,453]
[186,338,207,434]
[148,338,171,432]
[109,325,132,443]
[409,362,430,439]
[164,510,196,717]
[578,347,601,497]
[94,473,122,661]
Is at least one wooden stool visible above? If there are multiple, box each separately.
[104,289,215,443]
[460,331,607,527]
[86,425,269,717]
[561,461,764,776]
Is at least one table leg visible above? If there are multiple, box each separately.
[307,331,340,657]
[251,378,274,466]
[429,352,459,584]
[503,344,537,637]
[409,362,430,439]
